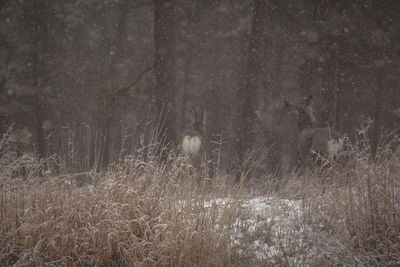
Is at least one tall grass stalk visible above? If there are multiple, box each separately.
[0,141,245,266]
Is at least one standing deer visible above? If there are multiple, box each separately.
[179,107,207,175]
[284,95,343,175]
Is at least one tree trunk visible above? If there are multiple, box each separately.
[101,1,129,169]
[236,0,269,180]
[31,0,49,158]
[178,56,192,134]
[0,31,15,133]
[154,0,176,147]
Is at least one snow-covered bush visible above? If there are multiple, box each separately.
[0,125,37,179]
[0,125,63,180]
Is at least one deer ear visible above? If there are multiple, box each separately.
[284,100,292,110]
[306,95,313,107]
[201,109,207,125]
[190,106,198,123]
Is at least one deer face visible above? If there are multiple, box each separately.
[285,95,316,131]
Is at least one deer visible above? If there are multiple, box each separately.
[284,95,343,176]
[178,107,207,177]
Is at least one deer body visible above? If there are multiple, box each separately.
[285,96,343,175]
[297,127,343,167]
[179,108,207,172]
[181,132,202,156]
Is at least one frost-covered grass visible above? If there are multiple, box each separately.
[299,138,400,266]
[233,197,315,266]
[0,154,245,266]
[1,130,400,266]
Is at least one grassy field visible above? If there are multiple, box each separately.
[1,136,400,266]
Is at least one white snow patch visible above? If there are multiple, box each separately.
[205,196,312,264]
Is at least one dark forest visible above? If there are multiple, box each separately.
[1,1,400,265]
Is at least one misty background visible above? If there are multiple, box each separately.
[1,0,400,179]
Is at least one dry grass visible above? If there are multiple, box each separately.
[300,137,400,266]
[0,151,247,266]
[1,130,400,266]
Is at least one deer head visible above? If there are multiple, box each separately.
[189,107,206,136]
[284,95,317,131]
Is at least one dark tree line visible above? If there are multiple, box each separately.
[1,0,400,178]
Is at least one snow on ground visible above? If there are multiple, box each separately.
[208,196,310,264]
[239,197,305,260]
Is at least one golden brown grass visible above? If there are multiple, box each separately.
[299,138,400,266]
[0,152,247,266]
[2,132,400,266]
